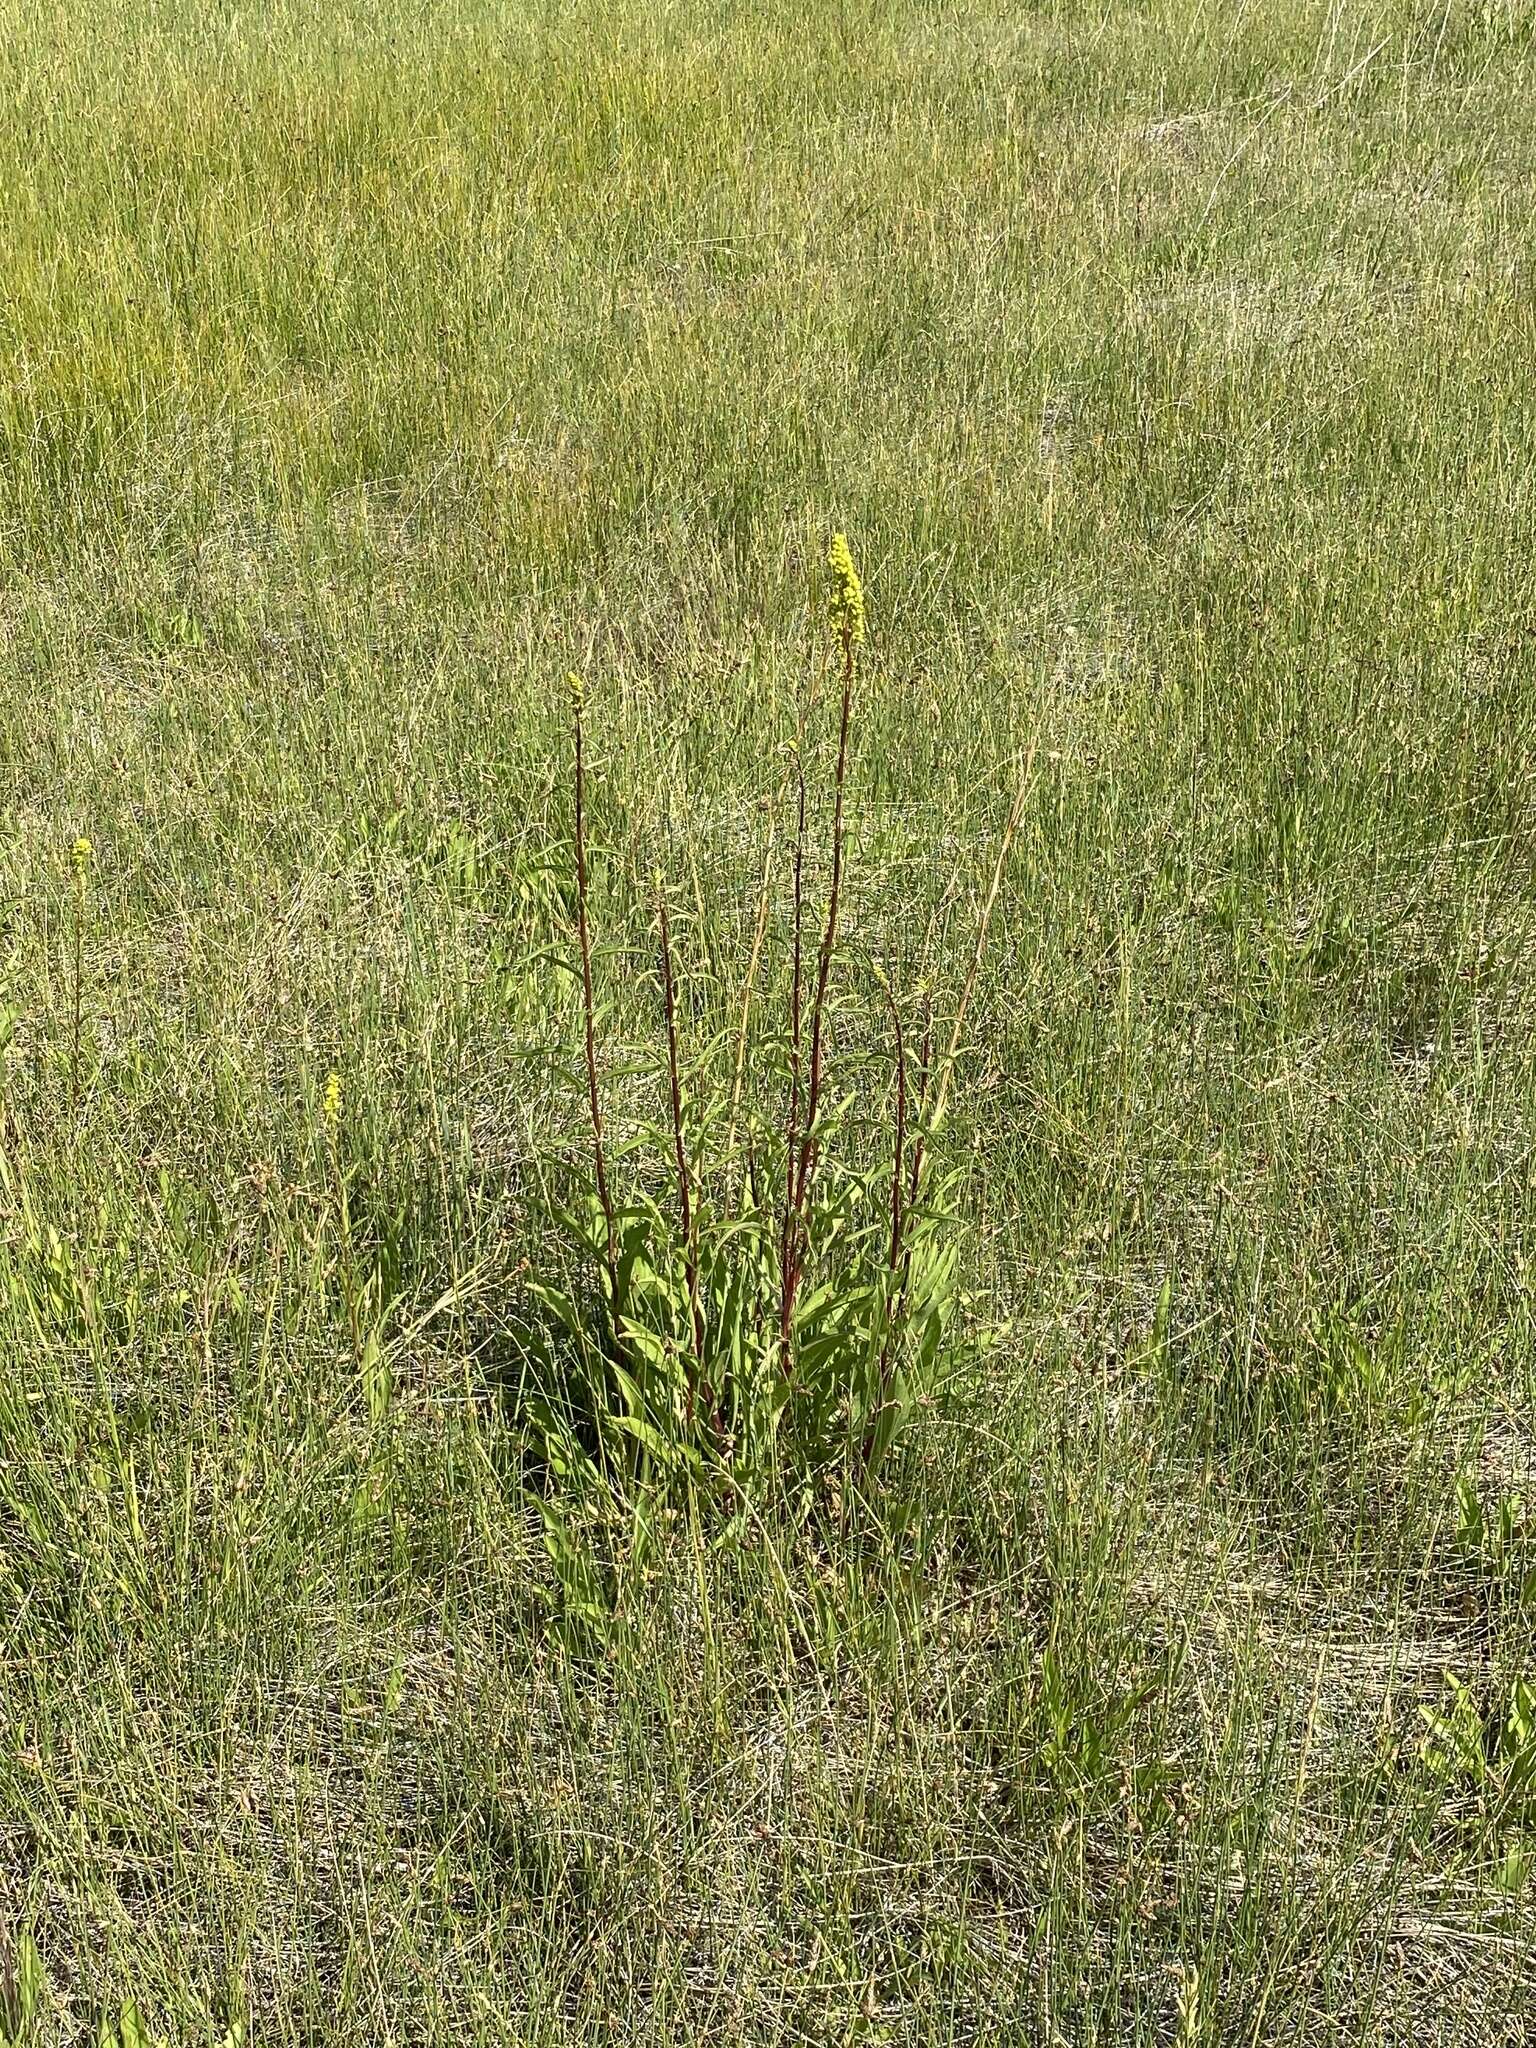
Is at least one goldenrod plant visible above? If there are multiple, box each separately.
[521,538,1006,1551]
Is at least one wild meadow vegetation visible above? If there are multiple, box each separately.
[2,0,1536,2039]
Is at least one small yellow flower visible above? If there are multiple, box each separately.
[71,835,92,883]
[826,532,865,646]
[322,1069,343,1129]
[566,669,586,705]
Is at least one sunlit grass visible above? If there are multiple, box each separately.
[1,0,1535,2040]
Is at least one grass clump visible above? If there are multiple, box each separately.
[5,1,1536,2040]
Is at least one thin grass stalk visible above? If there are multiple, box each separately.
[570,674,619,1315]
[861,749,1032,1478]
[907,992,934,1217]
[907,743,1037,1206]
[725,773,784,1209]
[863,972,908,1467]
[778,740,809,1357]
[69,835,90,1120]
[71,898,83,1119]
[876,997,933,1434]
[657,877,706,1394]
[323,1072,363,1378]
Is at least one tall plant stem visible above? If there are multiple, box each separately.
[882,979,908,1273]
[783,613,856,1344]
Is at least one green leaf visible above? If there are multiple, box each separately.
[609,1411,684,1465]
[361,1328,391,1426]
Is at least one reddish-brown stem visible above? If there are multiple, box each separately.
[573,688,618,1314]
[885,987,908,1273]
[658,879,706,1391]
[783,616,855,1339]
[798,622,855,1203]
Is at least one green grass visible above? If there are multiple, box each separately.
[3,0,1536,2038]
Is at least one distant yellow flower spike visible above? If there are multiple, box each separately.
[566,669,586,703]
[323,1070,343,1127]
[71,834,92,872]
[826,532,865,646]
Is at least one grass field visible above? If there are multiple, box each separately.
[3,0,1536,2039]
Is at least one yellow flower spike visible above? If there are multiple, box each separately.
[566,669,586,705]
[322,1069,343,1130]
[826,532,865,646]
[71,834,93,885]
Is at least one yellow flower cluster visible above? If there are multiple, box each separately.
[826,532,865,646]
[323,1069,343,1128]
